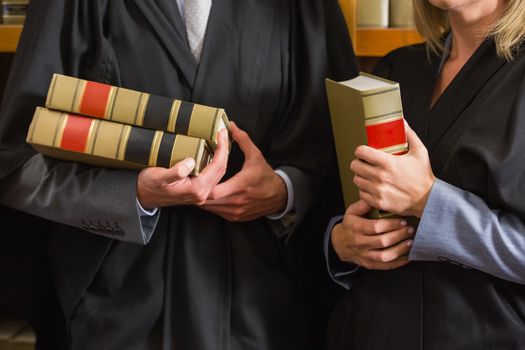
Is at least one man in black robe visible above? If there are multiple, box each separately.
[0,0,357,349]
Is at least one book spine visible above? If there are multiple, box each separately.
[361,86,408,155]
[27,108,211,175]
[45,74,229,149]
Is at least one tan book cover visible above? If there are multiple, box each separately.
[27,107,212,175]
[389,0,414,28]
[357,0,389,28]
[45,74,230,149]
[326,73,408,218]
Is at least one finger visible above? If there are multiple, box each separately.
[404,122,426,154]
[203,194,238,206]
[367,238,413,263]
[157,158,196,185]
[354,216,408,236]
[196,129,229,185]
[364,256,410,270]
[358,189,382,212]
[354,145,389,166]
[353,174,378,196]
[345,199,373,217]
[350,158,379,181]
[207,173,243,200]
[365,226,415,249]
[230,121,261,160]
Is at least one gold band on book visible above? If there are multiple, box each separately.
[148,131,164,167]
[167,100,182,133]
[364,113,404,126]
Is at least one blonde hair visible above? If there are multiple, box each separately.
[412,0,525,60]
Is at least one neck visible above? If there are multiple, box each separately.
[447,1,505,61]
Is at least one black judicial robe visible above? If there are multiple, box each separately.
[0,0,357,349]
[328,40,525,349]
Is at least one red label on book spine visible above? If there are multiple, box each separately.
[80,81,111,117]
[61,115,92,152]
[366,118,406,150]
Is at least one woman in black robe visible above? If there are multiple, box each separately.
[328,0,525,348]
[0,0,357,349]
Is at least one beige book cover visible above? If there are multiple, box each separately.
[27,107,212,176]
[357,0,389,28]
[46,73,230,150]
[326,73,408,218]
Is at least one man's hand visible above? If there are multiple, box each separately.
[350,123,435,218]
[136,129,229,209]
[199,122,287,222]
[331,200,414,270]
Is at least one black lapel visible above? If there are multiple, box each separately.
[400,49,441,147]
[191,0,276,106]
[426,38,506,153]
[133,0,197,87]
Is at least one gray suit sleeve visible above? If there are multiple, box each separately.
[410,179,525,285]
[0,154,158,245]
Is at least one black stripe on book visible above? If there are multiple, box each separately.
[175,101,193,135]
[124,127,155,165]
[157,133,176,168]
[143,94,172,131]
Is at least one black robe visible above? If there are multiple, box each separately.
[0,0,357,349]
[328,40,525,349]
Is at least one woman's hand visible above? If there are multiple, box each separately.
[199,122,287,222]
[136,129,229,209]
[331,200,414,270]
[350,123,436,218]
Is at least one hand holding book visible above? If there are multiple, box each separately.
[350,122,436,218]
[137,129,230,209]
[199,122,288,222]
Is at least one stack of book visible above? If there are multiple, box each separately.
[27,74,231,175]
[1,0,30,25]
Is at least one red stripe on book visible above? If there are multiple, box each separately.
[366,118,406,150]
[80,81,111,117]
[61,115,92,152]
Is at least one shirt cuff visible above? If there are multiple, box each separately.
[266,169,295,220]
[136,197,160,243]
[324,215,360,290]
[137,198,158,217]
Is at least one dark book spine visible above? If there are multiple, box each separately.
[27,108,211,175]
[45,74,229,149]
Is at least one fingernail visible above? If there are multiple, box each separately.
[407,240,413,247]
[400,220,407,227]
[184,158,196,169]
[408,226,415,235]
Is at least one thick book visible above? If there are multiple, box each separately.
[326,73,408,218]
[1,0,29,24]
[389,0,414,28]
[45,74,230,149]
[357,0,389,28]
[27,107,212,175]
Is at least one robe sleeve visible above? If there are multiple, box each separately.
[0,0,156,245]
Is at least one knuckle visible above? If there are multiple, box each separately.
[379,252,394,263]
